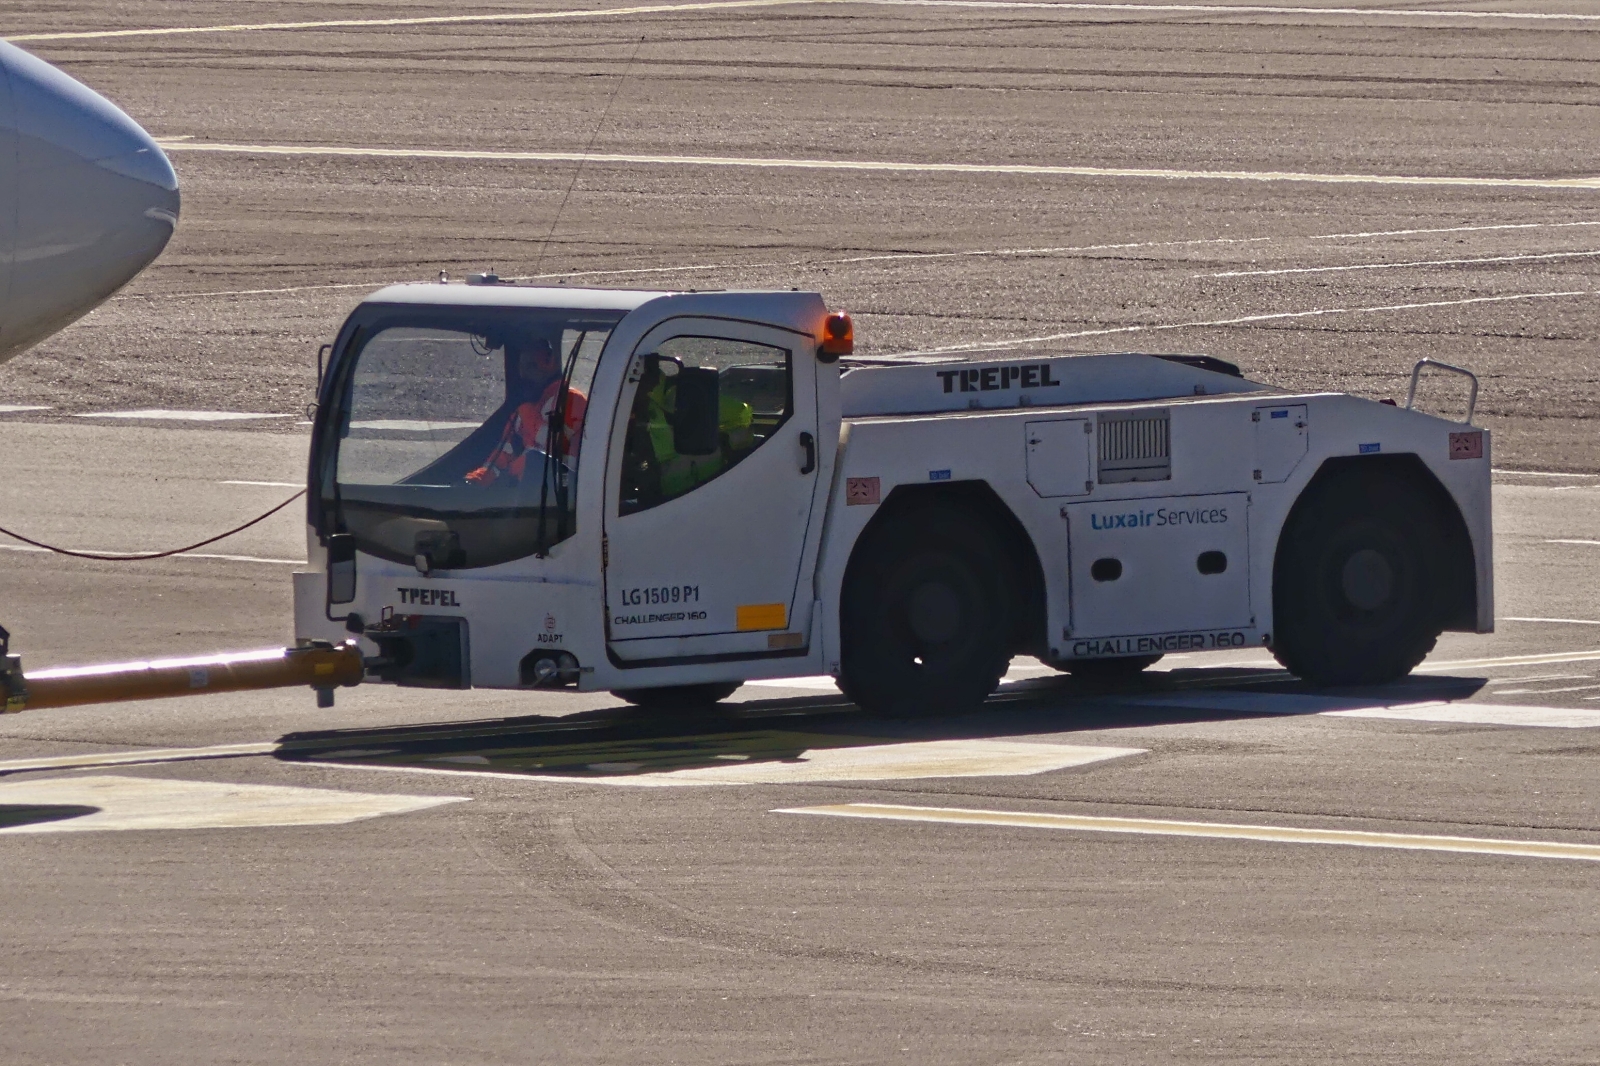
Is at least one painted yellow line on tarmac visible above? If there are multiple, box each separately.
[154,141,1600,193]
[1416,648,1600,672]
[778,802,1600,862]
[9,1,1596,42]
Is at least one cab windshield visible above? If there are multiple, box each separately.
[318,304,622,569]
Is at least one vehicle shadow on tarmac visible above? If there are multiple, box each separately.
[0,804,101,829]
[272,667,1486,780]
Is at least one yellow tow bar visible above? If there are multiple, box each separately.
[0,641,364,713]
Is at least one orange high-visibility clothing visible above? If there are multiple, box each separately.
[465,381,588,486]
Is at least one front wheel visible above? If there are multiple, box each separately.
[611,681,741,711]
[839,507,1014,717]
[1272,469,1446,686]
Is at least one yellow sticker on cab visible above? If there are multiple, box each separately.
[736,603,787,631]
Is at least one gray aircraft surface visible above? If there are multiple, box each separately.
[0,40,179,364]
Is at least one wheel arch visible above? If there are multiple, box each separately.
[843,479,1049,656]
[1276,454,1477,631]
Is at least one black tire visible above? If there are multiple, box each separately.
[1272,468,1446,686]
[839,506,1014,717]
[1060,654,1162,681]
[611,681,741,710]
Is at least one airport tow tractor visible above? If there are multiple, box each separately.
[1,281,1493,718]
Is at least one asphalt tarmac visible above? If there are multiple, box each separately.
[4,3,1600,1063]
[3,425,1600,1064]
[2,0,1599,467]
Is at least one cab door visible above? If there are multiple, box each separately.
[602,318,824,664]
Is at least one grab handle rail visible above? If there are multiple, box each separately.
[1406,359,1479,424]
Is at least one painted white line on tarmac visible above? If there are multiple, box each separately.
[0,774,465,834]
[1122,690,1600,727]
[1201,248,1600,279]
[1495,469,1598,477]
[0,544,304,565]
[1490,684,1600,696]
[351,419,481,432]
[220,480,303,488]
[120,281,384,301]
[5,0,807,42]
[110,220,1600,304]
[751,648,1600,695]
[744,675,841,689]
[0,738,1141,787]
[1544,540,1600,547]
[875,1,1600,21]
[776,802,1600,863]
[1486,673,1591,686]
[1502,614,1600,624]
[1324,703,1600,728]
[1107,688,1600,729]
[74,409,292,422]
[1311,221,1600,243]
[909,288,1599,354]
[156,141,1600,192]
[0,743,276,775]
[10,0,1596,42]
[0,405,50,414]
[747,657,1058,690]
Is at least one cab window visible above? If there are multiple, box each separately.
[318,305,620,569]
[618,336,792,515]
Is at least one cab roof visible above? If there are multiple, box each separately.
[361,283,670,311]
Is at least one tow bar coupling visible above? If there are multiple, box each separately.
[1,625,26,713]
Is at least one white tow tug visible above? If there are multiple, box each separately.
[292,282,1491,716]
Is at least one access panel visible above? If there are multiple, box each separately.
[1025,418,1093,497]
[1253,404,1308,484]
[1063,492,1254,649]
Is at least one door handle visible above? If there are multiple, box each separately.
[799,431,816,475]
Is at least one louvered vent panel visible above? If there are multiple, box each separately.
[1097,411,1172,484]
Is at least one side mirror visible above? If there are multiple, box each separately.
[327,532,357,605]
[672,367,721,456]
[636,352,680,382]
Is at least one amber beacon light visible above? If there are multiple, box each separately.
[819,310,854,360]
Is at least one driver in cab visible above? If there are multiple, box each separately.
[465,333,587,486]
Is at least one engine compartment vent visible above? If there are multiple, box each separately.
[1097,410,1171,484]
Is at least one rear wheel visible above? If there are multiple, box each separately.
[840,507,1014,717]
[1272,469,1445,685]
[611,681,741,711]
